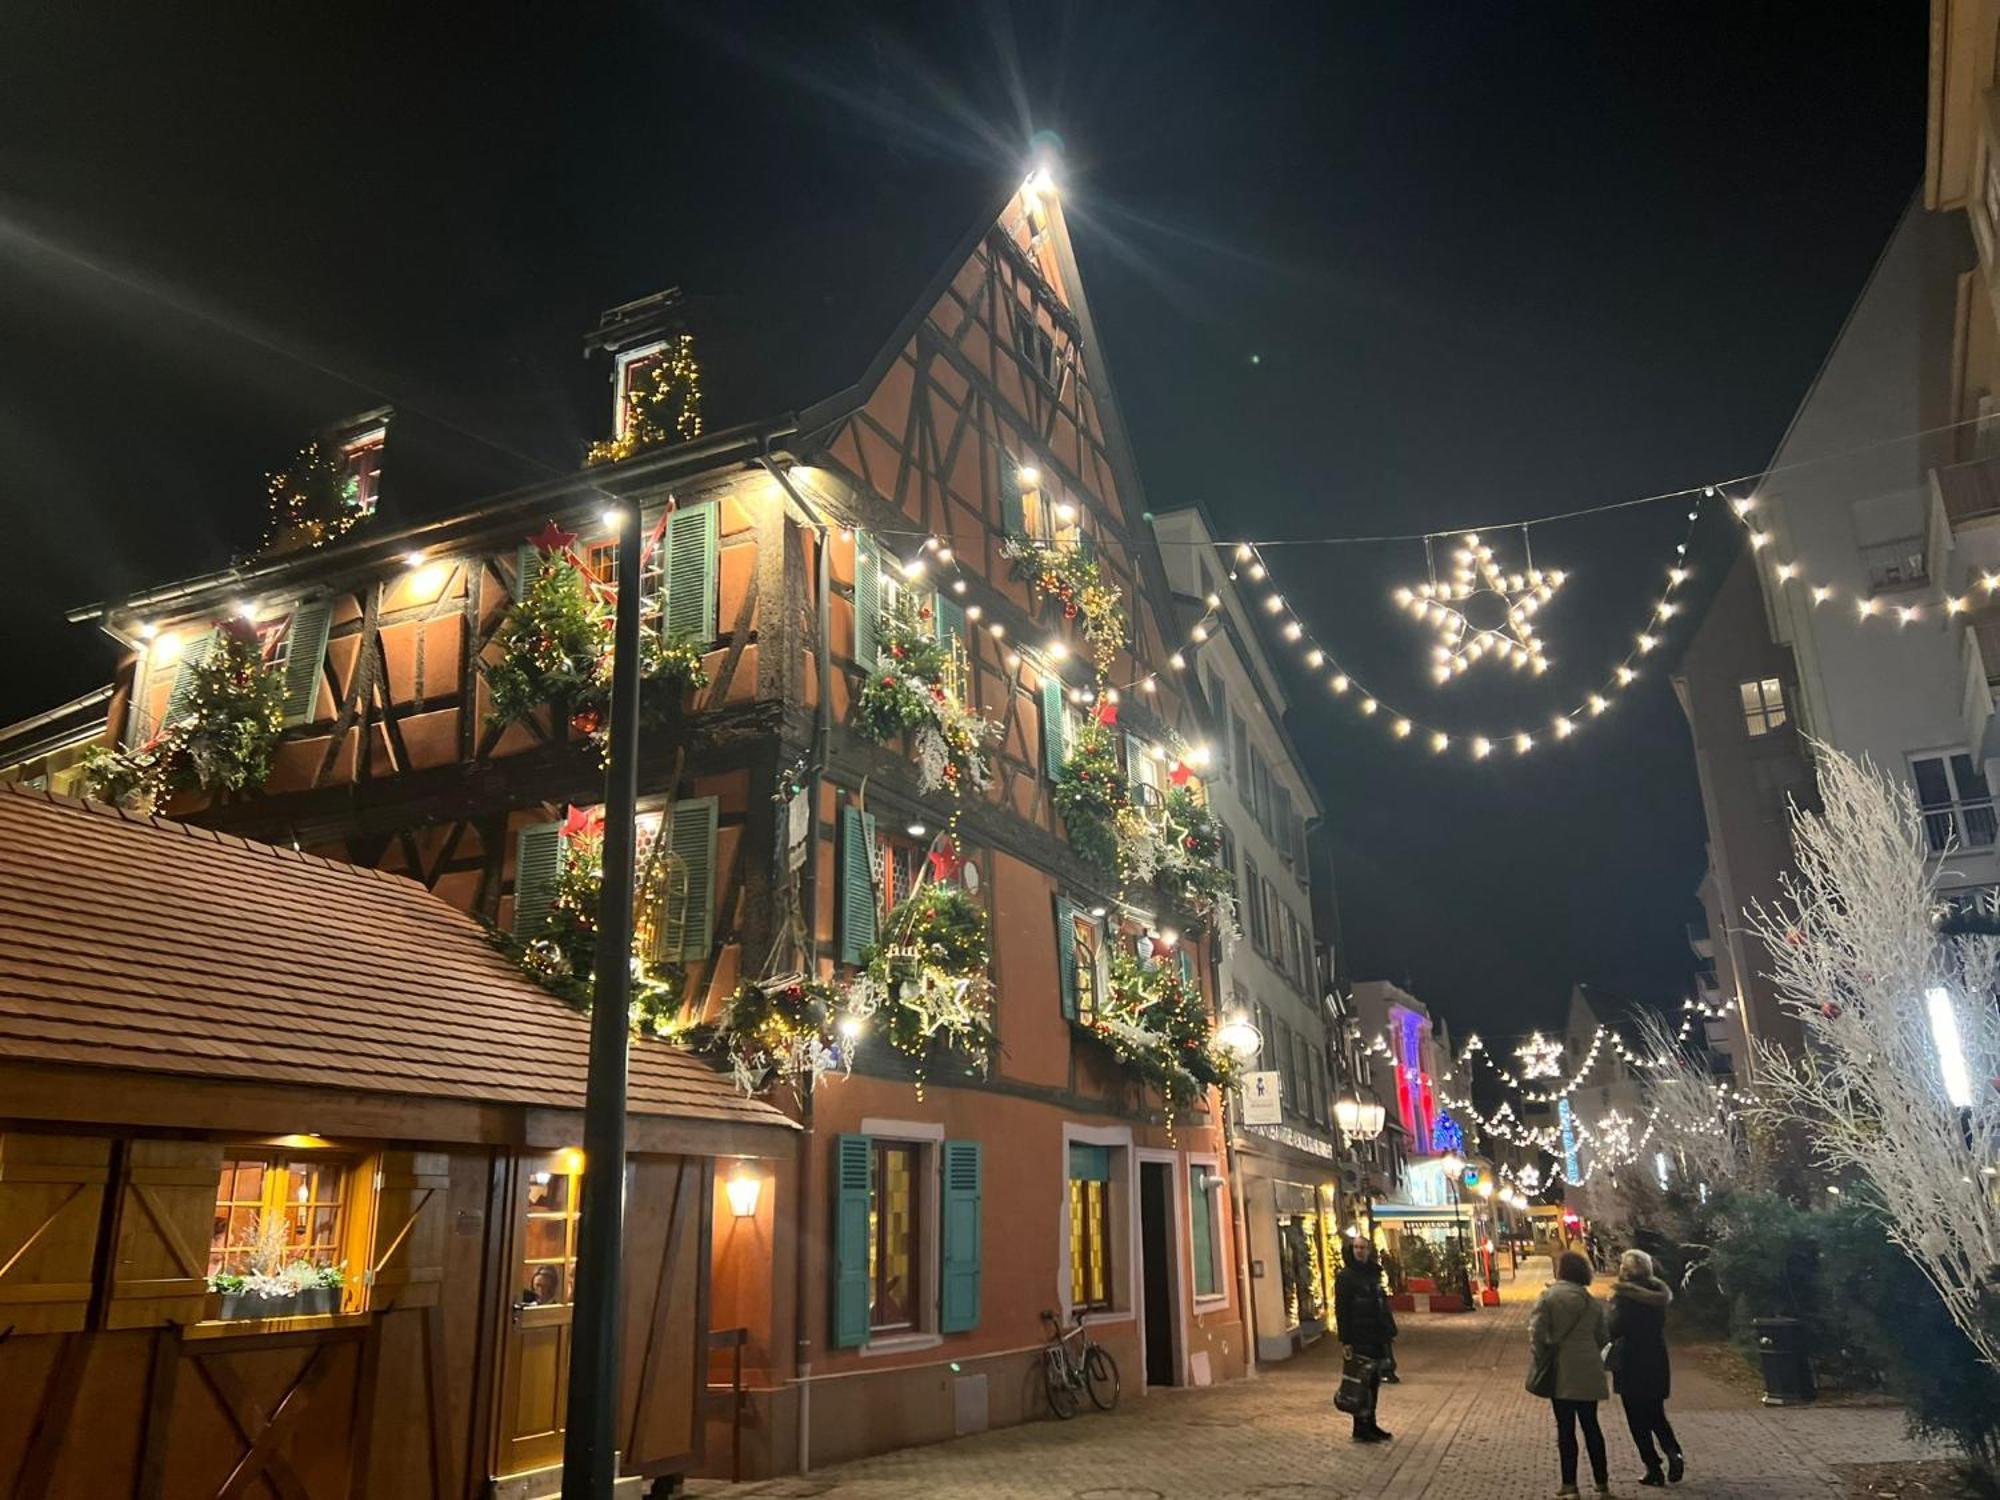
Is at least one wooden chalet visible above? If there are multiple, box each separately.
[37,163,1250,1478]
[0,784,792,1498]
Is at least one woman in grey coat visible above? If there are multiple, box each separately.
[1529,1250,1612,1497]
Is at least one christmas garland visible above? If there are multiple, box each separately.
[848,882,997,1067]
[696,977,847,1094]
[1052,720,1128,871]
[854,594,997,796]
[586,334,704,467]
[1003,536,1125,676]
[1080,948,1234,1118]
[260,438,367,556]
[82,618,284,811]
[1117,785,1239,940]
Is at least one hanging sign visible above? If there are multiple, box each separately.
[1241,1070,1283,1126]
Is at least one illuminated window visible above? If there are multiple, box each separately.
[1069,909,1106,1025]
[341,431,385,517]
[209,1156,348,1276]
[521,1152,584,1307]
[614,344,666,438]
[1739,677,1787,736]
[868,1141,921,1332]
[1068,1177,1113,1310]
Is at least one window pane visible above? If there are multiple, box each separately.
[871,1143,918,1331]
[1951,753,1992,801]
[1913,757,1952,809]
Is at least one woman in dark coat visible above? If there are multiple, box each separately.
[1334,1238,1397,1443]
[1608,1248,1684,1486]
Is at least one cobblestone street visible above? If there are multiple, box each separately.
[696,1280,1942,1500]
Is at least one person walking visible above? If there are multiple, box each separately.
[1609,1248,1684,1486]
[1334,1238,1397,1443]
[1529,1250,1612,1497]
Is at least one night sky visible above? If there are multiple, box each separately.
[0,4,1924,1039]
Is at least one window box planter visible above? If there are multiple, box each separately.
[211,1286,341,1321]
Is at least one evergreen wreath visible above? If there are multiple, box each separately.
[1082,948,1233,1118]
[1120,785,1238,939]
[853,594,996,796]
[696,977,846,1094]
[82,618,284,810]
[1052,720,1128,871]
[1003,536,1126,676]
[260,438,367,555]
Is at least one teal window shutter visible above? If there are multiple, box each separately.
[1040,674,1069,780]
[512,822,565,938]
[668,796,718,962]
[933,594,966,652]
[854,532,882,671]
[280,597,333,726]
[663,502,719,647]
[161,629,217,730]
[1067,1143,1110,1182]
[515,543,543,602]
[1055,895,1079,1020]
[1179,948,1197,990]
[1190,1165,1218,1296]
[838,806,879,964]
[939,1140,983,1334]
[1000,458,1027,536]
[831,1135,874,1348]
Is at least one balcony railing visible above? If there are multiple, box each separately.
[1685,921,1714,960]
[1933,453,2000,529]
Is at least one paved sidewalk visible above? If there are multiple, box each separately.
[694,1293,1942,1499]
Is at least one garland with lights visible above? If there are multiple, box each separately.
[82,618,285,810]
[1117,784,1238,939]
[853,593,997,796]
[260,439,368,556]
[586,334,704,467]
[695,977,848,1094]
[1052,719,1127,871]
[847,882,997,1073]
[1082,948,1234,1119]
[1004,536,1125,676]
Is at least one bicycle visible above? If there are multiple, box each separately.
[1040,1307,1119,1419]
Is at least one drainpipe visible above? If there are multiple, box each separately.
[759,450,833,1475]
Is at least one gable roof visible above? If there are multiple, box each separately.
[0,783,788,1130]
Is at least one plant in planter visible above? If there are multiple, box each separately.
[585,334,704,467]
[82,617,285,811]
[854,595,997,796]
[1143,786,1239,940]
[1003,536,1126,676]
[846,882,997,1079]
[207,1215,346,1320]
[1052,721,1128,871]
[1083,949,1232,1119]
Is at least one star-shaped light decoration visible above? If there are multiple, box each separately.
[1392,532,1566,683]
[1514,1031,1564,1080]
[531,519,579,556]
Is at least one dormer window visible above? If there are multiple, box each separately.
[614,342,667,438]
[340,426,386,518]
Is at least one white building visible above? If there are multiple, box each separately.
[1154,506,1342,1364]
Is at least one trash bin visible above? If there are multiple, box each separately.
[1753,1316,1816,1406]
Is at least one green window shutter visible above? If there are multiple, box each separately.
[1000,459,1027,536]
[1179,948,1197,990]
[515,544,543,602]
[933,594,966,652]
[512,822,565,938]
[838,806,879,965]
[281,597,333,726]
[854,532,882,672]
[1067,1143,1110,1182]
[1040,674,1069,780]
[161,629,217,730]
[831,1135,874,1349]
[939,1140,983,1334]
[1190,1165,1217,1297]
[1055,895,1079,1021]
[663,502,719,647]
[668,796,718,962]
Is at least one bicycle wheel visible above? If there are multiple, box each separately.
[1045,1348,1080,1419]
[1084,1343,1120,1411]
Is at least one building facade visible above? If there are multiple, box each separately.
[23,169,1251,1484]
[1154,507,1343,1364]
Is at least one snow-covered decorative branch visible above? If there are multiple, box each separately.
[1745,743,2000,1368]
[1634,1008,1746,1185]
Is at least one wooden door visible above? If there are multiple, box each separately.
[495,1150,583,1476]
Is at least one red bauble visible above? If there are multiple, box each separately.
[1820,1002,1841,1021]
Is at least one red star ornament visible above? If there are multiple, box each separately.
[560,804,604,841]
[531,519,578,555]
[927,837,962,883]
[1168,759,1196,787]
[1094,700,1119,727]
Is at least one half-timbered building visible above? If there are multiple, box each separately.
[22,165,1249,1485]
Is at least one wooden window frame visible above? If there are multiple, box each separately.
[208,1152,355,1280]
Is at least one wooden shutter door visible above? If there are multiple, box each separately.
[0,1134,109,1334]
[281,596,334,725]
[1054,896,1078,1020]
[853,533,882,671]
[107,1138,222,1328]
[367,1150,449,1309]
[515,543,544,601]
[933,595,966,652]
[663,502,718,647]
[512,822,565,938]
[161,629,217,729]
[1041,675,1069,778]
[1000,460,1026,536]
[830,1136,872,1349]
[838,807,879,965]
[667,797,718,963]
[938,1141,982,1334]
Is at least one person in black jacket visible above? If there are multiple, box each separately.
[1608,1249,1684,1486]
[1334,1237,1398,1442]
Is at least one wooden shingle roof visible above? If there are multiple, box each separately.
[0,784,788,1130]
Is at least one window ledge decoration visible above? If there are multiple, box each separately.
[855,595,997,798]
[585,333,703,467]
[205,1216,346,1321]
[484,527,708,751]
[83,618,285,811]
[503,813,685,1034]
[1052,718,1128,872]
[1081,949,1235,1120]
[847,882,997,1086]
[1004,535,1125,677]
[696,976,849,1095]
[1117,785,1240,945]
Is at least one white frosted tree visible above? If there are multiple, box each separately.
[1746,745,2000,1367]
[1634,1009,1747,1186]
